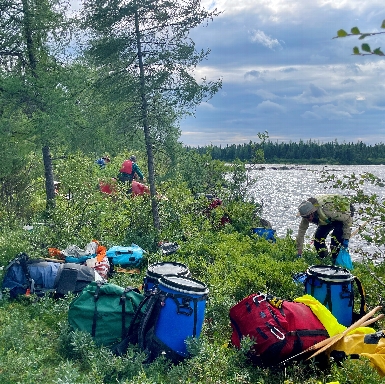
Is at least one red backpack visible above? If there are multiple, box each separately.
[120,160,133,174]
[131,180,150,196]
[229,292,329,366]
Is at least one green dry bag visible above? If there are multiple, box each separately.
[68,281,146,349]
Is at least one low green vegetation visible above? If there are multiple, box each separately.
[0,151,384,384]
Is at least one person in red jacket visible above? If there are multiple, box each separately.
[117,155,145,183]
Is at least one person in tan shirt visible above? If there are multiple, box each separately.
[296,194,353,263]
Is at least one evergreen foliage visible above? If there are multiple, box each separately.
[188,139,385,165]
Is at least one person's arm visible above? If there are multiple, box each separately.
[133,163,145,181]
[296,218,309,255]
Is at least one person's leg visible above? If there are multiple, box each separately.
[314,224,333,258]
[330,221,344,263]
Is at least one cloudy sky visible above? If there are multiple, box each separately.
[70,1,385,147]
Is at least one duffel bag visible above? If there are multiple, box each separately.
[106,244,144,267]
[229,292,329,366]
[68,281,146,349]
[1,253,61,298]
[54,263,97,297]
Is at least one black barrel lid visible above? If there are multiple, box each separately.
[306,265,354,282]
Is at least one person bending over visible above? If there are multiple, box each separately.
[296,194,353,264]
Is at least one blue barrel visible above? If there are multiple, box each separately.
[251,227,276,242]
[143,262,191,292]
[305,265,354,326]
[155,275,209,357]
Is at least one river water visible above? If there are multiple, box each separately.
[247,164,385,262]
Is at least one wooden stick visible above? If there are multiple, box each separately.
[281,308,383,365]
[360,313,384,327]
[350,220,370,238]
[306,305,382,360]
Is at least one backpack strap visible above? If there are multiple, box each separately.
[137,291,191,363]
[163,293,207,337]
[354,276,367,316]
[112,292,153,356]
[321,282,333,312]
[120,287,141,339]
[138,291,166,352]
[91,281,103,337]
[18,253,35,293]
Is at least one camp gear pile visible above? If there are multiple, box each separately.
[67,263,209,363]
[1,253,97,298]
[4,243,385,376]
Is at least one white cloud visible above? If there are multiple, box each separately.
[249,29,282,50]
[203,0,385,16]
[301,111,322,120]
[71,0,385,146]
[304,104,353,120]
[296,83,329,103]
[244,70,262,79]
[179,125,262,147]
[280,67,298,73]
[342,79,356,85]
[197,102,217,110]
[256,100,286,114]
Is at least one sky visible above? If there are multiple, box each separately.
[70,0,385,147]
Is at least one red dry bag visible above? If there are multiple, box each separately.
[229,292,328,366]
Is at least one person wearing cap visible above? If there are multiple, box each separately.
[95,156,111,169]
[53,181,61,195]
[117,155,145,183]
[296,194,354,263]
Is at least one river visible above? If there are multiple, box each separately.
[247,164,385,262]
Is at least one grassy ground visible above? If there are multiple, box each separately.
[1,229,385,384]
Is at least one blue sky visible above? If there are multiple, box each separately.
[71,1,385,147]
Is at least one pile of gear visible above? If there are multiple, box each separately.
[1,241,211,364]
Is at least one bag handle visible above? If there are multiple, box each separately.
[115,249,134,255]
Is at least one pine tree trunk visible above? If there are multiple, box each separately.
[42,145,55,209]
[134,8,160,230]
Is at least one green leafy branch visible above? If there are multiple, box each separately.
[333,19,385,56]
